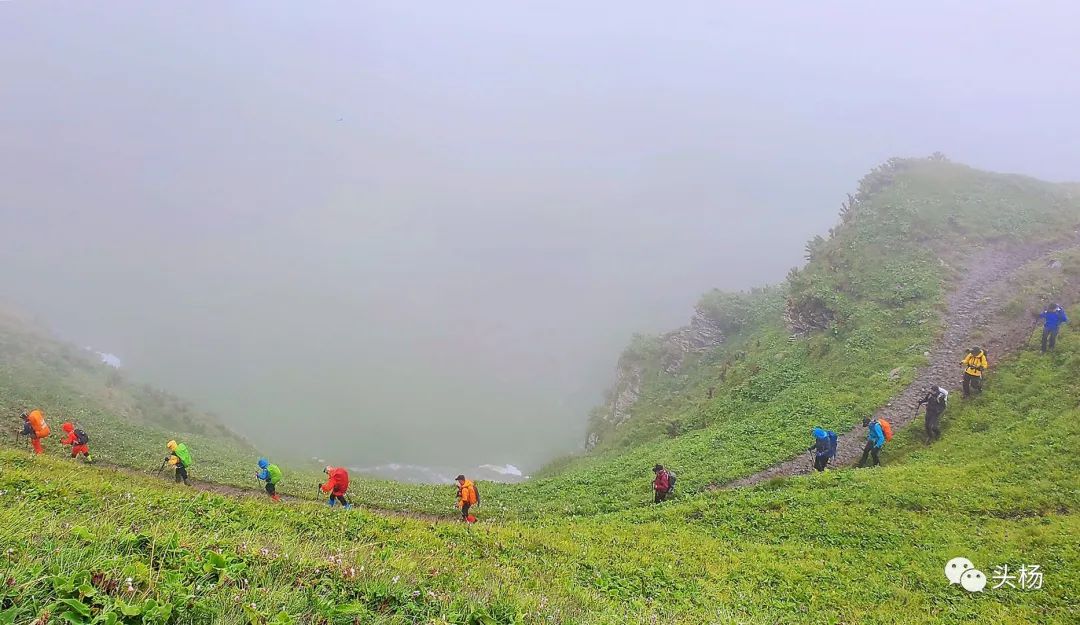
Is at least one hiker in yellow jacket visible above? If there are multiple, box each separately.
[961,346,988,398]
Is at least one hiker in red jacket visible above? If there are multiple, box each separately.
[320,466,352,509]
[652,464,673,503]
[60,422,93,463]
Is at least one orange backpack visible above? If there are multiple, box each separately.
[878,418,893,443]
[27,410,50,438]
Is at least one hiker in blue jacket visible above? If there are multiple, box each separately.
[1039,304,1068,353]
[857,417,885,467]
[807,427,837,471]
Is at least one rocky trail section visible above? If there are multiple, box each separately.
[721,238,1080,489]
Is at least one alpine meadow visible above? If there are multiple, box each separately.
[2,158,1079,624]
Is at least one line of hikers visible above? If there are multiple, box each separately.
[15,305,1069,513]
[649,337,1032,500]
[12,413,482,521]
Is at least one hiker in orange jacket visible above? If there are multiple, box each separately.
[455,474,479,522]
[60,422,93,463]
[320,466,351,508]
[20,409,50,455]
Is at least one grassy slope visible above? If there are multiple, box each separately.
[1,319,1077,624]
[2,158,1078,521]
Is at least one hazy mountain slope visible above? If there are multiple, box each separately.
[0,307,271,486]
[2,317,1076,624]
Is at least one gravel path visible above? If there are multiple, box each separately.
[721,239,1078,489]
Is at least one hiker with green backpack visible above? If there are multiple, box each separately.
[255,458,283,502]
[808,427,837,471]
[857,417,891,467]
[165,440,193,485]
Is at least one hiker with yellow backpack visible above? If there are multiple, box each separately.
[857,416,892,467]
[961,346,988,398]
[20,409,51,455]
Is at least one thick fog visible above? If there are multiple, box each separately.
[2,2,1078,475]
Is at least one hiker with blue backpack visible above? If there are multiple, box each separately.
[808,427,837,471]
[1038,303,1068,353]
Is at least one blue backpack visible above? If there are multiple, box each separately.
[826,431,838,458]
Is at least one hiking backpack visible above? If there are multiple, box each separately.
[666,471,677,492]
[826,431,838,458]
[878,418,893,442]
[74,428,89,445]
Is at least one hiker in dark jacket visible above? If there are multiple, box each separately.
[916,385,949,444]
[1039,304,1068,353]
[807,427,836,471]
[652,464,673,503]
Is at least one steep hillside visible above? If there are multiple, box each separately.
[2,157,1077,521]
[2,316,1077,624]
[0,307,273,487]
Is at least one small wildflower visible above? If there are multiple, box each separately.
[391,575,400,584]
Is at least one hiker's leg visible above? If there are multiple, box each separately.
[814,456,826,471]
[174,467,182,483]
[461,503,471,520]
[177,466,189,485]
[973,376,983,394]
[1042,328,1051,353]
[1049,329,1058,350]
[31,437,43,454]
[962,374,971,397]
[871,447,881,466]
[858,440,873,467]
[265,482,274,497]
[335,495,348,507]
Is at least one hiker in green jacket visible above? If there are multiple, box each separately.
[256,457,283,502]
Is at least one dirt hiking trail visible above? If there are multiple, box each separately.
[99,461,454,524]
[721,238,1080,489]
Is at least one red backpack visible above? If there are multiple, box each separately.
[878,418,894,443]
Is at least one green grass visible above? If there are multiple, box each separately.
[2,319,1077,624]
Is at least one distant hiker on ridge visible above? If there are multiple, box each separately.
[165,440,192,485]
[857,416,890,467]
[1038,303,1068,353]
[20,409,50,455]
[808,427,837,471]
[455,474,479,522]
[320,466,351,509]
[961,346,988,398]
[256,458,282,502]
[60,422,93,462]
[652,464,675,503]
[915,385,948,444]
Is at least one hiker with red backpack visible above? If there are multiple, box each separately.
[320,466,352,509]
[808,427,837,471]
[857,416,891,467]
[60,422,93,463]
[652,464,676,503]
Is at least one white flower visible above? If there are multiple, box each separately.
[392,575,400,584]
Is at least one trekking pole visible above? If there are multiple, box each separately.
[156,458,168,474]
